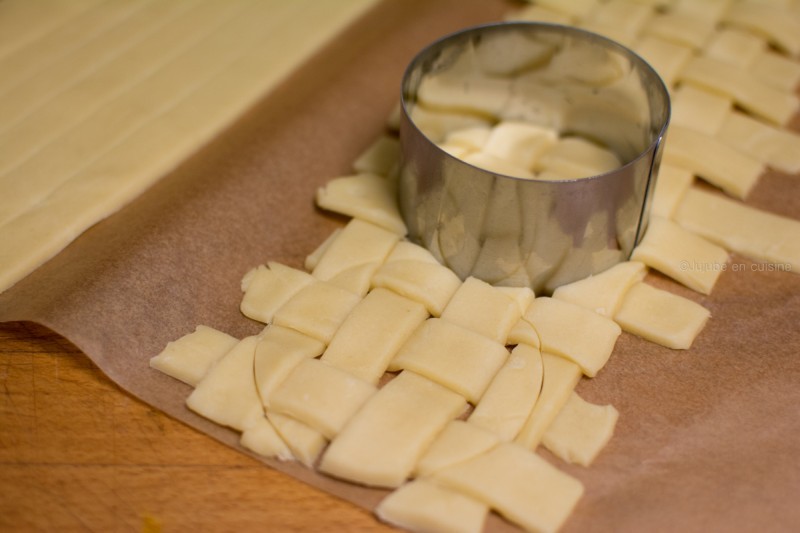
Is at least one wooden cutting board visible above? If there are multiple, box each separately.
[0,321,392,531]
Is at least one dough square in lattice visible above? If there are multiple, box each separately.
[266,411,327,469]
[432,442,584,533]
[614,281,710,350]
[352,134,400,177]
[371,259,462,317]
[649,164,694,219]
[315,173,406,235]
[240,262,315,324]
[254,325,325,408]
[541,390,620,466]
[319,370,466,488]
[376,478,488,533]
[185,336,263,432]
[522,297,621,377]
[272,280,362,344]
[240,416,293,461]
[467,343,543,441]
[415,420,500,477]
[670,84,732,136]
[325,262,381,297]
[632,34,693,86]
[149,324,238,386]
[515,352,583,450]
[268,358,377,439]
[551,260,647,318]
[632,215,729,295]
[678,56,800,126]
[389,318,509,404]
[674,187,800,272]
[320,287,428,384]
[311,218,401,281]
[439,276,522,344]
[662,124,763,199]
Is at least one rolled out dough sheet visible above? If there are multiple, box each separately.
[0,0,381,294]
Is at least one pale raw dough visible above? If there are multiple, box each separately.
[721,2,800,56]
[643,11,716,49]
[304,228,341,272]
[751,50,800,92]
[272,280,362,344]
[266,411,328,469]
[437,142,473,159]
[662,124,763,199]
[352,135,400,177]
[311,218,401,281]
[615,281,711,350]
[253,325,325,408]
[149,325,238,386]
[672,0,732,23]
[496,286,536,315]
[321,288,428,384]
[535,136,622,179]
[0,0,381,294]
[239,415,293,462]
[674,187,800,271]
[649,164,695,219]
[515,352,583,450]
[407,105,493,144]
[533,0,597,18]
[319,371,466,488]
[416,68,513,120]
[670,84,732,136]
[716,111,800,175]
[443,126,491,153]
[240,262,315,324]
[415,420,500,477]
[552,261,647,318]
[440,276,522,344]
[468,343,544,441]
[633,34,693,87]
[507,4,575,25]
[631,215,730,295]
[522,297,621,378]
[541,391,619,467]
[578,0,652,47]
[462,151,534,179]
[432,442,584,533]
[704,27,765,69]
[0,1,136,96]
[371,259,462,317]
[677,56,799,125]
[185,336,263,432]
[315,173,407,235]
[506,318,542,349]
[268,358,377,439]
[0,1,198,153]
[325,262,380,298]
[376,479,488,533]
[384,240,441,265]
[388,319,509,404]
[482,121,557,170]
[0,0,105,62]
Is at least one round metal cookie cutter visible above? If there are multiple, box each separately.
[398,22,670,294]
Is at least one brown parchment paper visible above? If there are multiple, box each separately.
[1,1,799,531]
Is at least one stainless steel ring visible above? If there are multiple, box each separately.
[398,22,670,294]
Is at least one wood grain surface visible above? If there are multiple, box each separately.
[0,321,393,532]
